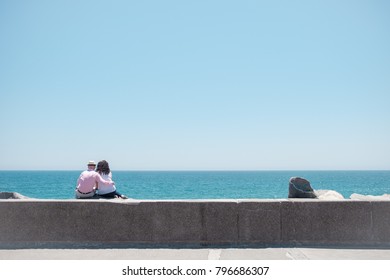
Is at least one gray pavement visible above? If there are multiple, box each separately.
[1,247,390,260]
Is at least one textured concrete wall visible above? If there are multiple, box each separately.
[1,200,390,248]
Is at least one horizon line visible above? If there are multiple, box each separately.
[0,169,389,172]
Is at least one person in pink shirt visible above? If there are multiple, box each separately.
[75,160,115,199]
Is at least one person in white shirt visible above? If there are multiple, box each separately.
[95,160,127,199]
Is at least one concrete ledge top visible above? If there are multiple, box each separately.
[1,198,390,204]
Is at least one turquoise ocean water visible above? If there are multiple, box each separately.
[0,171,389,200]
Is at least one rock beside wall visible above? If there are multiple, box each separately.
[288,177,317,198]
[350,193,390,200]
[315,190,344,200]
[0,192,30,199]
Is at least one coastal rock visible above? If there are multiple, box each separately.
[288,177,317,198]
[315,190,344,200]
[350,193,390,200]
[0,192,30,199]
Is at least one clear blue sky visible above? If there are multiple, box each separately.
[1,0,389,170]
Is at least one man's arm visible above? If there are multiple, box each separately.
[76,172,84,187]
[95,173,115,185]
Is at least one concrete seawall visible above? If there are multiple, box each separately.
[1,199,390,248]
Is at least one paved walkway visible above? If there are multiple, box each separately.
[2,247,390,260]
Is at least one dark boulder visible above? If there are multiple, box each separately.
[288,177,317,198]
[0,192,30,199]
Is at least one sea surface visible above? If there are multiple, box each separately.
[0,171,389,200]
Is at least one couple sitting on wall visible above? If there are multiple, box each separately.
[75,160,127,199]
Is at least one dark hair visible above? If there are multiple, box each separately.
[96,160,110,175]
